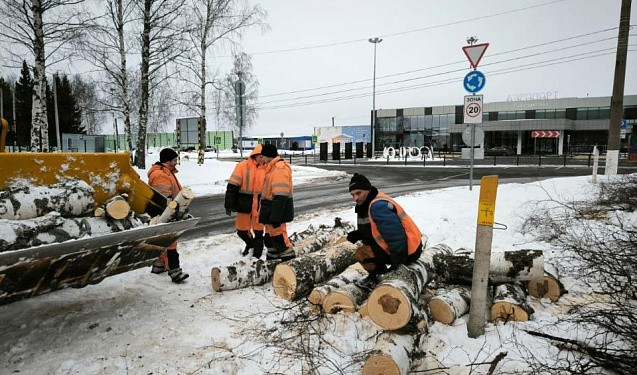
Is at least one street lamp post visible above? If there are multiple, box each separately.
[369,37,382,159]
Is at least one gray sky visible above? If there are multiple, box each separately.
[235,0,636,137]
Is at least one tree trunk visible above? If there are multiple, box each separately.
[361,331,417,375]
[322,282,368,314]
[80,215,146,237]
[0,212,63,252]
[0,180,94,220]
[527,260,564,301]
[211,258,279,292]
[210,221,350,292]
[30,0,48,152]
[308,263,367,311]
[366,243,452,331]
[103,195,131,220]
[272,242,358,301]
[428,286,471,325]
[491,283,534,322]
[433,249,544,284]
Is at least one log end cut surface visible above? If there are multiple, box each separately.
[368,285,411,330]
[272,264,297,301]
[362,354,400,375]
[106,200,130,220]
[527,276,562,302]
[210,267,221,292]
[428,298,455,324]
[323,291,356,314]
[491,302,529,323]
[307,289,326,311]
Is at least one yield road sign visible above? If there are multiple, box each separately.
[464,70,486,93]
[464,95,484,124]
[462,43,489,69]
[531,130,561,138]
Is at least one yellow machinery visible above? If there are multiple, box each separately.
[0,119,198,305]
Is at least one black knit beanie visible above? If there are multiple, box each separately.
[349,173,372,192]
[260,144,278,158]
[160,148,179,162]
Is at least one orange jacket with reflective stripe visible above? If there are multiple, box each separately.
[225,145,265,213]
[368,192,422,256]
[259,156,294,224]
[147,162,182,199]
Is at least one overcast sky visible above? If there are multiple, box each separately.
[233,0,636,137]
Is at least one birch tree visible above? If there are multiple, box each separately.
[132,0,188,168]
[219,52,259,133]
[0,0,94,151]
[179,0,265,145]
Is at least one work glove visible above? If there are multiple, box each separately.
[346,230,361,244]
[354,245,377,272]
[225,207,232,216]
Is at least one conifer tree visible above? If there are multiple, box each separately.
[14,61,33,149]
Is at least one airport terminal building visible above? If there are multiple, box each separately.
[373,95,637,155]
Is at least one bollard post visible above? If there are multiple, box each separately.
[386,156,389,165]
[588,153,592,167]
[516,155,519,166]
[443,155,446,167]
[289,154,292,164]
[493,155,496,166]
[563,152,567,167]
[539,154,542,167]
[304,155,307,165]
[405,153,408,166]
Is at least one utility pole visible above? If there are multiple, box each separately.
[606,0,631,175]
[369,37,382,159]
[52,74,61,151]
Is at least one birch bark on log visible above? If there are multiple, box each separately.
[308,263,367,311]
[150,201,178,225]
[210,221,353,292]
[433,250,544,284]
[272,242,358,301]
[322,283,368,313]
[173,187,195,219]
[80,216,146,237]
[29,218,86,248]
[527,260,564,301]
[366,243,453,331]
[0,213,91,252]
[428,286,471,325]
[0,180,94,220]
[103,195,131,220]
[491,283,534,322]
[211,258,280,292]
[361,331,416,375]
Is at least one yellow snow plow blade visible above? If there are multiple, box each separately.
[0,152,167,216]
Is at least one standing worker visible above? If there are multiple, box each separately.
[147,148,189,283]
[224,144,266,258]
[258,144,295,261]
[346,173,423,290]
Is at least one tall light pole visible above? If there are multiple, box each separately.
[369,37,382,158]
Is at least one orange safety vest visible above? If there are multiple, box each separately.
[368,192,422,256]
[147,163,182,199]
[227,145,265,197]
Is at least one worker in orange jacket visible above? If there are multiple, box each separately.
[257,144,295,261]
[224,144,266,258]
[147,148,189,283]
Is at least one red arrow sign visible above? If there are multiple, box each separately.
[532,131,561,138]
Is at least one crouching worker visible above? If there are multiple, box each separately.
[224,144,266,258]
[346,173,423,290]
[258,144,296,262]
[148,148,189,283]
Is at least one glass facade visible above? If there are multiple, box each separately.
[376,114,454,150]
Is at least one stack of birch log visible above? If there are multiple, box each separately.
[208,218,566,375]
[0,179,195,252]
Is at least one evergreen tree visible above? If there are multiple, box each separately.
[14,61,33,149]
[47,74,84,149]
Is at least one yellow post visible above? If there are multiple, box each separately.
[467,175,498,338]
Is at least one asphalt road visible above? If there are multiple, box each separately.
[181,164,635,240]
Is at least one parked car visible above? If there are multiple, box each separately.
[485,146,515,156]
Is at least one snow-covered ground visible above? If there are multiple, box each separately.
[0,150,627,374]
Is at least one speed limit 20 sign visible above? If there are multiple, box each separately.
[464,94,483,124]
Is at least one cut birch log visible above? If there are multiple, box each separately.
[322,282,368,314]
[0,180,94,220]
[433,250,544,284]
[527,260,564,301]
[94,207,106,218]
[366,243,453,331]
[80,215,146,237]
[308,262,367,311]
[272,241,358,301]
[361,331,417,375]
[29,218,87,248]
[210,220,353,292]
[359,300,370,318]
[103,195,131,220]
[211,258,280,292]
[150,188,196,224]
[174,187,195,219]
[0,212,65,252]
[491,283,534,323]
[428,286,471,325]
[150,200,179,225]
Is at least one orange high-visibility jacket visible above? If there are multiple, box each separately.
[147,162,182,199]
[368,192,422,256]
[259,156,294,224]
[225,145,265,213]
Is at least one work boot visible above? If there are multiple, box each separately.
[265,247,279,261]
[252,231,264,258]
[277,248,296,262]
[168,268,189,283]
[237,230,253,256]
[151,259,166,274]
[270,234,295,261]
